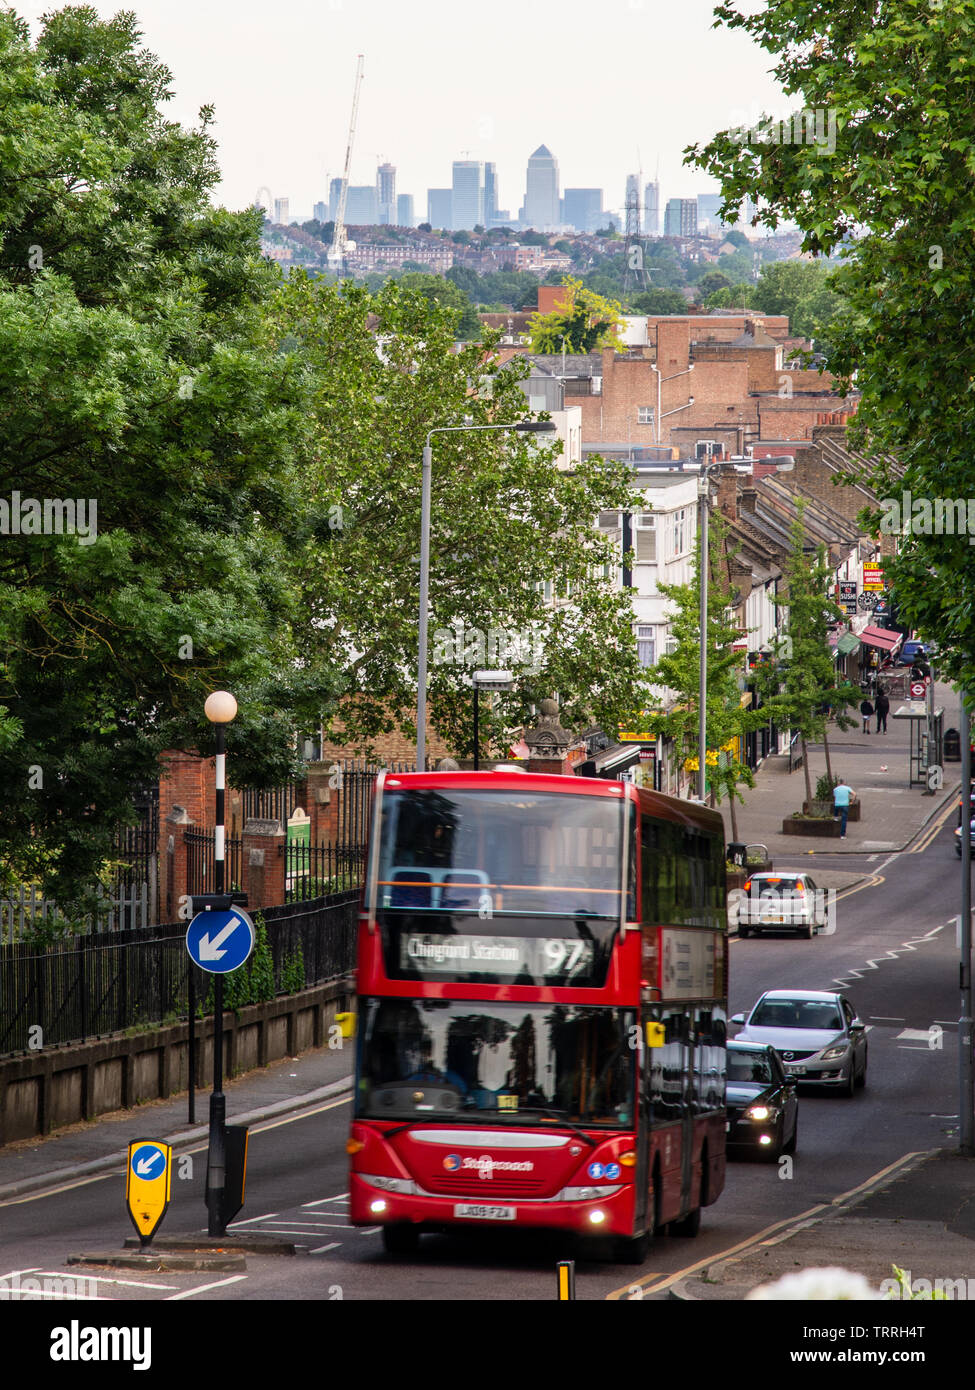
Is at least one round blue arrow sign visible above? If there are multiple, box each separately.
[130,1143,167,1180]
[186,907,255,974]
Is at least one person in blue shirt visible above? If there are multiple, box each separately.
[833,777,857,838]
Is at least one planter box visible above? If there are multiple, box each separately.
[804,800,860,821]
[726,870,748,893]
[782,816,842,837]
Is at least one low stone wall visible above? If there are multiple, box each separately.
[0,979,351,1147]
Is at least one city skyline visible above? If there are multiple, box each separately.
[22,0,790,220]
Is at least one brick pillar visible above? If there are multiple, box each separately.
[242,817,287,909]
[163,807,194,924]
[305,764,338,845]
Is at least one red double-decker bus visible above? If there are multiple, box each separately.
[347,767,728,1262]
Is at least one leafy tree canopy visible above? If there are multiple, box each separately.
[527,276,625,354]
[687,0,975,688]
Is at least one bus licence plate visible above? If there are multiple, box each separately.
[454,1203,516,1221]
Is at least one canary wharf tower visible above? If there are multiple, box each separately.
[524,144,560,231]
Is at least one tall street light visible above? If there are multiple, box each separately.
[417,420,556,769]
[689,457,793,802]
[203,688,237,1237]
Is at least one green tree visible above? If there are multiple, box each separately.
[697,271,733,298]
[527,276,625,353]
[0,8,334,903]
[706,282,757,310]
[756,510,860,805]
[627,288,689,315]
[270,272,645,753]
[398,272,480,338]
[643,513,765,837]
[688,0,975,686]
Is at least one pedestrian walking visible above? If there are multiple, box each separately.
[875,688,890,734]
[833,777,857,838]
[860,696,874,734]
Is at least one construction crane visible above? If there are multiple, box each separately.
[328,54,364,273]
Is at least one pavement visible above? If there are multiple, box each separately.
[671,1148,975,1302]
[719,678,962,862]
[0,687,971,1299]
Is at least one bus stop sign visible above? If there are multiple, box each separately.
[126,1140,172,1245]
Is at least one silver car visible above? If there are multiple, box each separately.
[730,990,868,1097]
[736,873,828,938]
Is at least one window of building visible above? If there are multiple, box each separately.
[636,625,655,669]
[634,510,656,563]
[671,507,687,558]
[637,406,655,426]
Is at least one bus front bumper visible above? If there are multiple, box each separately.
[350,1173,636,1236]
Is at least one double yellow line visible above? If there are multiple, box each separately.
[910,795,958,855]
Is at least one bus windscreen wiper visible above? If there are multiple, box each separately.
[497,1107,597,1147]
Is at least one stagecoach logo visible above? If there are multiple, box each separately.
[443,1153,534,1179]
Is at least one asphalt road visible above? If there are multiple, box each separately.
[0,797,968,1303]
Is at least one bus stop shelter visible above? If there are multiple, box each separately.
[891,702,944,787]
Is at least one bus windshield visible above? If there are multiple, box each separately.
[357,998,636,1127]
[376,788,624,920]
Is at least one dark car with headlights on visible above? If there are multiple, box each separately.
[726,1040,798,1161]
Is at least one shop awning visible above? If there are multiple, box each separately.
[859,626,901,653]
[836,632,861,656]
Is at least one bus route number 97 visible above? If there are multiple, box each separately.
[542,939,587,975]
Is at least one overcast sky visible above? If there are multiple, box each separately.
[20,0,790,216]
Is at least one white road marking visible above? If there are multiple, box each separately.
[897,1028,937,1041]
[166,1275,248,1301]
[309,1243,341,1254]
[302,1194,349,1207]
[228,1212,279,1226]
[867,854,878,862]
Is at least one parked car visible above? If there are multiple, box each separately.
[726,1040,799,1161]
[730,990,868,1096]
[898,639,935,667]
[737,873,828,939]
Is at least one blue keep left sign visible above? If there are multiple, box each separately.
[186,907,255,975]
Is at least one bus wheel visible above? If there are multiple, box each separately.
[382,1223,419,1256]
[615,1230,651,1265]
[669,1206,701,1238]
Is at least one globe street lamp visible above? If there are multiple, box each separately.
[417,421,556,769]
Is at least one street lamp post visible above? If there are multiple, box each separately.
[417,421,555,770]
[203,689,237,1237]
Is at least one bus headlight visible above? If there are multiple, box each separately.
[359,1173,417,1194]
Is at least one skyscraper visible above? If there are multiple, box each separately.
[643,179,660,236]
[329,178,344,222]
[377,163,396,225]
[697,193,724,231]
[451,160,483,231]
[664,198,697,236]
[273,197,290,225]
[427,189,452,228]
[345,186,378,224]
[524,145,560,230]
[563,188,603,233]
[313,201,328,224]
[397,194,415,228]
[483,163,497,227]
